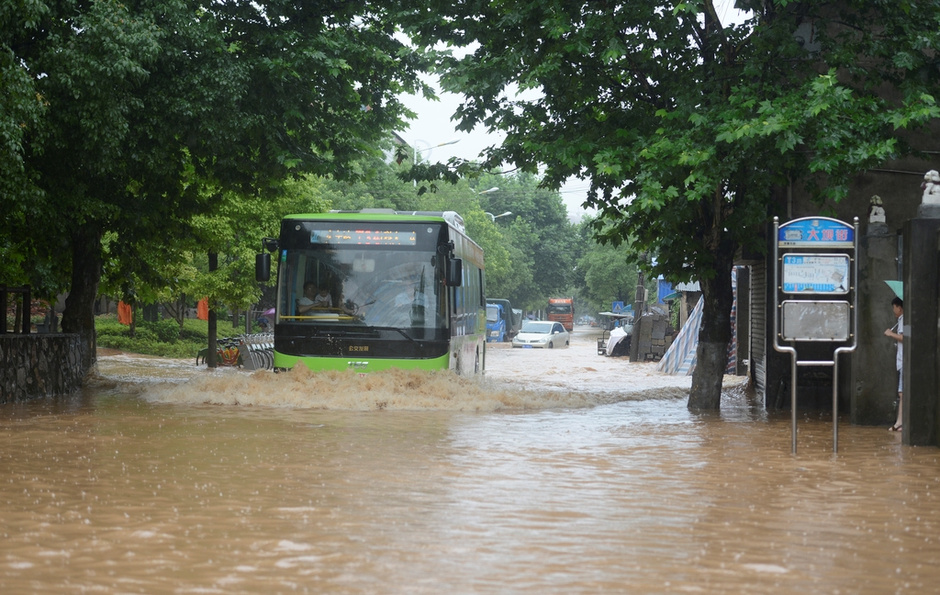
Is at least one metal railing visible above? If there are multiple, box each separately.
[1,285,31,335]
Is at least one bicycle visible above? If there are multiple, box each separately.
[195,336,243,367]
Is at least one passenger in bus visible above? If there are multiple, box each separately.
[313,286,333,309]
[297,282,321,314]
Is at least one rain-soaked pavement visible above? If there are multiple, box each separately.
[0,327,937,593]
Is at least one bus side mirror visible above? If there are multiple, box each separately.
[445,257,462,286]
[262,237,279,252]
[256,253,271,282]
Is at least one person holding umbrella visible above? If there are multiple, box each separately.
[257,307,275,331]
[885,296,904,431]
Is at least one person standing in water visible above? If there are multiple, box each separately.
[885,296,904,432]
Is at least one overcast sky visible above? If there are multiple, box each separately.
[398,84,595,220]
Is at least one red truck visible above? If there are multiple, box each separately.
[546,297,575,332]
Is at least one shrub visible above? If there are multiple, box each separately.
[96,314,209,359]
[140,319,181,343]
[94,313,265,359]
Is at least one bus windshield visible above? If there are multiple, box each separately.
[277,247,444,330]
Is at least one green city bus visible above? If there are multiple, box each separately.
[255,210,486,375]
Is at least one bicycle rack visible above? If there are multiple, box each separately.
[238,333,275,370]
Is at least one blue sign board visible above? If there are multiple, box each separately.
[777,217,854,248]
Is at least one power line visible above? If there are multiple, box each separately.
[717,0,732,25]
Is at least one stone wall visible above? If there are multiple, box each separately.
[850,227,899,425]
[0,334,85,403]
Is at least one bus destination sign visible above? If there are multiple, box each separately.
[311,228,417,246]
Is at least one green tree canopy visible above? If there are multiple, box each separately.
[578,238,639,313]
[2,0,429,369]
[477,172,577,308]
[403,1,940,409]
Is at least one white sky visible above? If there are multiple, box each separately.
[398,85,595,221]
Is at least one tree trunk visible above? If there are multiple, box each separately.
[688,250,735,411]
[60,224,103,375]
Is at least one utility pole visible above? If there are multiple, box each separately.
[630,254,648,362]
[207,252,218,368]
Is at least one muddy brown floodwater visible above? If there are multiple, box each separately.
[1,327,938,593]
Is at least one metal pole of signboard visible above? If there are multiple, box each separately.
[771,218,800,454]
[833,356,840,452]
[789,352,798,454]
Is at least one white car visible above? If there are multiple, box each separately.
[511,321,570,349]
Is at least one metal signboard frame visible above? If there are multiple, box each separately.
[773,216,859,454]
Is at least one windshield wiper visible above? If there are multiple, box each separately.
[391,327,419,344]
[366,326,419,345]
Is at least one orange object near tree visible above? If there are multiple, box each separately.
[197,298,209,321]
[117,301,133,325]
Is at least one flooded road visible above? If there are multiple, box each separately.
[2,328,938,593]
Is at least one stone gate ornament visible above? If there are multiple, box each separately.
[922,170,940,204]
[919,169,940,217]
[868,194,885,225]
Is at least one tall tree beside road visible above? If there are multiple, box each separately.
[403,1,940,409]
[1,1,427,371]
[576,225,640,315]
[475,172,577,308]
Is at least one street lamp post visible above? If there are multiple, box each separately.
[413,139,460,186]
[486,211,512,222]
[478,187,510,221]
